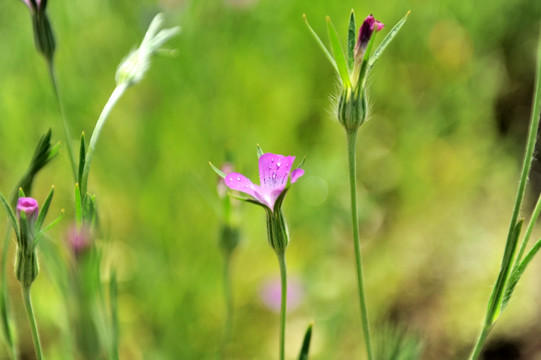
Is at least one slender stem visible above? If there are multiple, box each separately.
[1,228,16,360]
[80,83,128,195]
[346,130,373,360]
[47,60,77,181]
[276,250,287,360]
[221,254,233,359]
[21,286,43,360]
[470,27,541,360]
[470,325,492,360]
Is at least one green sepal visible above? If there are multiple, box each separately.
[297,156,306,169]
[36,186,54,231]
[229,193,270,210]
[298,323,313,360]
[326,17,351,88]
[75,183,83,228]
[83,193,97,225]
[257,144,264,158]
[209,162,226,179]
[347,10,356,71]
[367,11,410,73]
[501,237,541,311]
[34,210,64,246]
[78,132,86,185]
[0,194,19,240]
[356,25,379,91]
[303,14,339,75]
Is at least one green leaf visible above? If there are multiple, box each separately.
[78,132,86,185]
[75,183,83,227]
[303,14,339,75]
[502,237,541,311]
[36,186,54,231]
[298,323,313,360]
[326,17,351,88]
[367,11,410,72]
[257,144,264,158]
[18,188,26,198]
[0,194,19,240]
[209,162,226,179]
[347,10,356,71]
[488,219,523,323]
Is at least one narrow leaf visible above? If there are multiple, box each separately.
[303,14,339,75]
[347,10,356,71]
[0,194,19,238]
[209,162,226,179]
[326,17,351,88]
[298,323,313,360]
[75,183,83,227]
[36,186,54,231]
[78,132,86,185]
[502,237,541,311]
[257,144,264,158]
[368,11,410,72]
[488,219,523,323]
[110,270,119,360]
[18,188,26,198]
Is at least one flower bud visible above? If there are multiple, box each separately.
[16,197,39,228]
[32,13,56,63]
[68,224,93,257]
[219,224,240,255]
[21,0,56,62]
[354,15,384,66]
[15,197,40,288]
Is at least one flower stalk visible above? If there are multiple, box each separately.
[212,149,304,360]
[347,130,373,360]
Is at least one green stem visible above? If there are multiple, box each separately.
[47,60,77,181]
[1,228,16,360]
[470,26,541,360]
[346,130,373,360]
[21,286,43,360]
[80,83,128,195]
[276,250,287,360]
[221,254,233,359]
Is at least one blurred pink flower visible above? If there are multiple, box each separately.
[260,277,303,313]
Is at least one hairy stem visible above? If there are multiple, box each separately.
[346,130,373,360]
[22,286,43,360]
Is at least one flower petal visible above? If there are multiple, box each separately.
[224,173,259,199]
[291,168,305,183]
[259,153,295,190]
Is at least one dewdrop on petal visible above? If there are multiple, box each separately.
[116,13,181,87]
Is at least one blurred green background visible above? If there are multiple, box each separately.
[1,0,541,359]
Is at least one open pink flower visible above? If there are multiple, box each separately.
[224,153,304,210]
